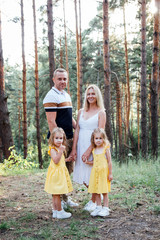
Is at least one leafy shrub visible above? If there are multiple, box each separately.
[0,146,38,171]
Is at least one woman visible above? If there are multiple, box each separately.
[71,84,106,211]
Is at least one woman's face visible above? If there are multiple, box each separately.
[87,88,97,105]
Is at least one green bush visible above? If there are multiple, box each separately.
[0,146,38,172]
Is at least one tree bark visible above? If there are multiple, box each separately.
[141,0,148,157]
[63,0,70,94]
[151,0,159,158]
[0,9,13,160]
[32,0,43,169]
[79,0,83,107]
[74,0,81,110]
[47,0,55,88]
[21,0,27,159]
[123,2,130,139]
[103,0,113,145]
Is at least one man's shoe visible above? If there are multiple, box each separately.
[67,197,79,207]
[90,206,102,217]
[57,209,72,219]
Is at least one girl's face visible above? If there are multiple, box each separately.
[94,132,104,147]
[53,132,64,147]
[87,88,97,105]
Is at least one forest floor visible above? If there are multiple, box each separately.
[0,165,160,240]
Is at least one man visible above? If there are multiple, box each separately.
[43,68,78,208]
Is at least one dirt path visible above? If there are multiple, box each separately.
[0,172,160,240]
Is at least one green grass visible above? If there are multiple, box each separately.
[0,157,159,239]
[111,158,160,212]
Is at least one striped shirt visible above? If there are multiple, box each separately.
[43,87,73,139]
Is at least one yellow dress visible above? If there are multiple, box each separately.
[88,146,111,194]
[44,146,73,194]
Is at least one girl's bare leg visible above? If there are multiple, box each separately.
[103,193,109,207]
[83,182,96,204]
[91,193,97,203]
[53,195,62,211]
[52,195,56,210]
[95,194,101,206]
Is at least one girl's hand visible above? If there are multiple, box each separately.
[65,156,73,162]
[85,160,93,165]
[108,174,113,181]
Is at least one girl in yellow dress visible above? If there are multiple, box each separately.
[87,128,113,217]
[44,127,73,219]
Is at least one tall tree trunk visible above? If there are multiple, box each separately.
[103,0,112,145]
[151,0,159,158]
[137,82,140,152]
[18,78,22,151]
[21,0,27,159]
[74,0,80,110]
[123,2,130,138]
[47,0,55,88]
[32,0,43,169]
[79,0,83,107]
[0,9,13,160]
[63,0,70,94]
[60,38,63,68]
[141,0,147,157]
[112,72,123,158]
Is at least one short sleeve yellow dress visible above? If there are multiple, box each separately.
[44,146,73,194]
[88,145,111,194]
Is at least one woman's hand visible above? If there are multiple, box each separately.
[82,147,92,162]
[69,149,77,161]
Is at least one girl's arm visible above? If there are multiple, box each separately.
[50,145,65,164]
[82,110,106,162]
[106,148,113,181]
[69,109,82,160]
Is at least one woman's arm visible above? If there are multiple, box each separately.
[106,149,113,181]
[69,109,82,160]
[98,110,106,129]
[50,145,65,164]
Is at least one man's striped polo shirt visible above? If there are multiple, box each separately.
[43,87,73,139]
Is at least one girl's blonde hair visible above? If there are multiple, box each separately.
[91,128,110,148]
[49,127,66,147]
[83,84,105,111]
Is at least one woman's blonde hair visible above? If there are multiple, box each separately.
[91,128,110,148]
[83,84,105,111]
[49,127,66,147]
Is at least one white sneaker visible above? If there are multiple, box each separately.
[91,206,102,217]
[84,200,96,212]
[67,197,79,207]
[61,200,67,209]
[52,210,57,218]
[98,207,109,217]
[57,209,72,219]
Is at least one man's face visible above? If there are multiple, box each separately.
[53,71,68,91]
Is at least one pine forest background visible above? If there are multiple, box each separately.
[0,0,160,168]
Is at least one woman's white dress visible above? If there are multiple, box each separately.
[73,111,99,185]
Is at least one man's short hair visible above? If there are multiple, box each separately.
[54,68,67,78]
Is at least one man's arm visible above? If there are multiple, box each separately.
[46,112,57,132]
